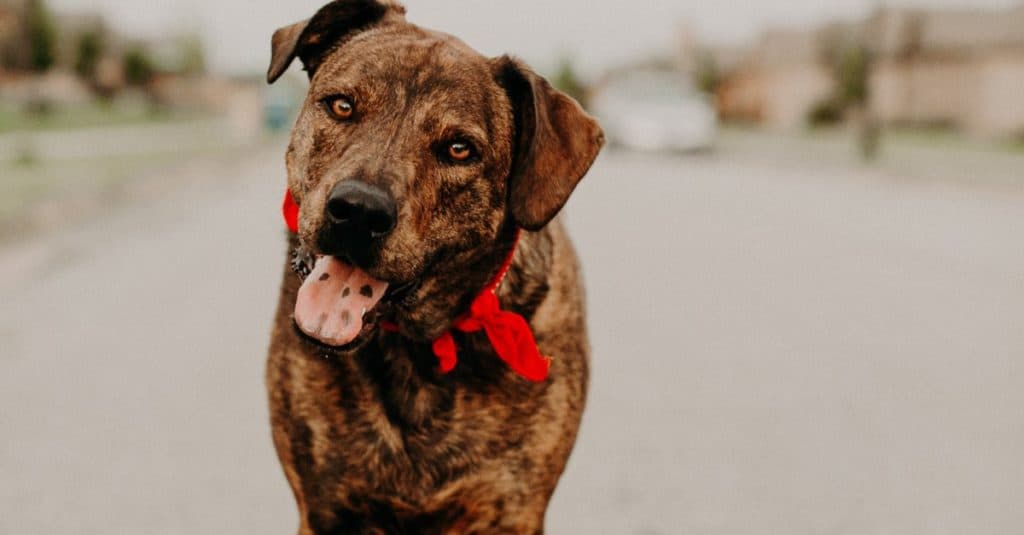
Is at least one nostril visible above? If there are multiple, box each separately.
[326,197,354,223]
[365,209,395,238]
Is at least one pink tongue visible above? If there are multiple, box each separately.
[294,256,389,347]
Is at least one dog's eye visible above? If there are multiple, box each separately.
[445,141,476,162]
[324,96,355,120]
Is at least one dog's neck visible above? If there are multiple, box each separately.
[280,226,553,428]
[396,223,522,339]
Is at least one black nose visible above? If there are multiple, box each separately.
[325,181,397,240]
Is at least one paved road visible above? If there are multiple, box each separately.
[2,142,1023,534]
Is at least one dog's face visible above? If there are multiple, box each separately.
[269,0,603,347]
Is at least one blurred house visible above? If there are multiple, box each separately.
[0,1,125,94]
[706,4,1024,138]
[0,0,28,76]
[149,74,264,137]
[713,28,834,129]
[868,5,1024,138]
[0,70,93,105]
[0,0,255,121]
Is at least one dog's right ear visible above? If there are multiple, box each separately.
[267,0,406,84]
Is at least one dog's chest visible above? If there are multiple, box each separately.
[271,338,539,508]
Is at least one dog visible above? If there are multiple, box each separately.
[264,1,604,532]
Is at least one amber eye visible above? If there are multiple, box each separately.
[325,96,354,120]
[447,141,474,162]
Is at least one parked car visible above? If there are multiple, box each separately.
[591,70,717,153]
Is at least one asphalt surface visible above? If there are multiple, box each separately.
[2,141,1023,534]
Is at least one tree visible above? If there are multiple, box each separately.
[75,31,103,80]
[695,52,720,96]
[177,34,207,76]
[24,0,56,72]
[551,56,588,108]
[123,46,156,86]
[834,45,879,160]
[835,45,871,109]
[811,36,880,160]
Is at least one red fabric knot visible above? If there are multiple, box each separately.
[285,189,549,382]
[283,189,300,234]
[431,290,551,382]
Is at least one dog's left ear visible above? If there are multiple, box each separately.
[267,0,406,83]
[495,56,605,231]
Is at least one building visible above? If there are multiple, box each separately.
[708,3,1024,139]
[867,5,1024,138]
[714,28,834,130]
[0,0,28,74]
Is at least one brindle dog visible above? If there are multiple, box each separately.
[264,1,604,533]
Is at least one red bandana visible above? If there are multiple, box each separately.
[283,190,300,233]
[282,190,550,382]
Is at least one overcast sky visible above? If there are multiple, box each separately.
[48,0,1023,76]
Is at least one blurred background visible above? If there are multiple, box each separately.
[2,0,1023,533]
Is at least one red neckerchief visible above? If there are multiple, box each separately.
[283,190,550,382]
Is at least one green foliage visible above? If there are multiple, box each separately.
[25,0,56,72]
[123,46,156,86]
[695,52,720,95]
[75,31,103,79]
[551,56,588,108]
[807,42,874,127]
[808,97,844,126]
[836,45,871,107]
[177,34,207,76]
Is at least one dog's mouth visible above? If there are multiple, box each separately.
[292,253,414,350]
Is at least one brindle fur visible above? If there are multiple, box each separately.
[265,2,603,533]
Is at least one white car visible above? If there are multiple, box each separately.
[591,71,717,153]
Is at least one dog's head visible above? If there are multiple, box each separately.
[269,0,603,349]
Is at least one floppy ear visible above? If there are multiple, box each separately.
[495,56,605,231]
[267,0,406,84]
